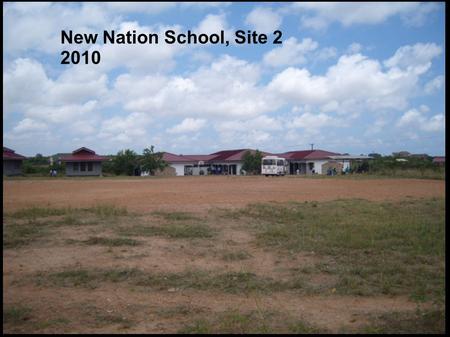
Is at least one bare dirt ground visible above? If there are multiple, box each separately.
[3,176,445,333]
[3,176,444,212]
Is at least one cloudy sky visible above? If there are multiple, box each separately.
[3,2,445,156]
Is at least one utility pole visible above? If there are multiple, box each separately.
[310,143,314,150]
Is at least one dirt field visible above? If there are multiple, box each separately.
[3,176,445,333]
[3,176,445,212]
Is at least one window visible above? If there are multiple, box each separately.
[263,159,275,165]
[14,161,21,169]
[73,162,79,171]
[88,162,93,171]
[277,160,285,166]
[80,162,86,172]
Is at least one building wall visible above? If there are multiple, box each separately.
[170,163,186,176]
[65,161,102,176]
[169,162,243,176]
[3,160,22,176]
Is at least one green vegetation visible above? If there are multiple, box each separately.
[35,268,289,294]
[118,223,214,239]
[221,250,252,261]
[106,146,167,176]
[155,305,206,318]
[6,204,128,220]
[140,145,167,175]
[179,309,321,334]
[241,149,263,175]
[3,305,32,325]
[152,210,201,221]
[356,308,445,334]
[222,198,445,302]
[3,220,50,248]
[9,206,70,219]
[78,237,140,247]
[3,204,130,248]
[349,155,445,179]
[118,211,213,239]
[110,149,139,176]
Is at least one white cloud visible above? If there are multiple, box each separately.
[347,42,363,54]
[104,2,176,14]
[290,2,438,30]
[315,47,338,61]
[93,21,184,73]
[12,118,48,133]
[397,107,444,132]
[4,3,117,54]
[263,37,318,67]
[112,54,280,119]
[245,7,282,33]
[424,75,444,94]
[268,43,442,114]
[167,118,207,134]
[98,112,152,146]
[288,112,345,133]
[4,58,108,124]
[384,43,442,75]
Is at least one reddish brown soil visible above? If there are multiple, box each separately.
[3,176,444,212]
[3,176,444,333]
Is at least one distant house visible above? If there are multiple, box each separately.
[163,148,371,176]
[392,151,411,157]
[432,156,445,166]
[163,149,271,176]
[3,147,26,176]
[278,149,371,175]
[59,147,108,176]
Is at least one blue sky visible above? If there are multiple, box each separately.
[3,2,445,156]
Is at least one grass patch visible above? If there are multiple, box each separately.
[225,198,445,302]
[118,223,214,239]
[3,305,32,325]
[33,318,71,330]
[6,204,129,220]
[3,220,50,248]
[179,309,322,334]
[35,268,289,294]
[152,210,201,221]
[81,236,140,247]
[221,250,252,261]
[87,204,128,218]
[155,305,206,318]
[8,207,70,219]
[356,308,445,334]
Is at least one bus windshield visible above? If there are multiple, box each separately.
[262,159,275,165]
[277,160,285,166]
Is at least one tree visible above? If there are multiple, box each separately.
[140,146,167,175]
[112,149,138,176]
[242,150,263,175]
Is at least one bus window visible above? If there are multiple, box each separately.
[277,160,285,166]
[263,159,275,165]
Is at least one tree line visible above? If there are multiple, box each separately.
[103,146,167,176]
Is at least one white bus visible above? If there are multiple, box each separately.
[261,156,287,176]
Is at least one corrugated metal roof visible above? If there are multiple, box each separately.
[3,147,26,160]
[433,156,445,163]
[278,149,340,160]
[60,147,108,162]
[162,152,217,163]
[163,149,270,163]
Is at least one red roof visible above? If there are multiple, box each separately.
[278,149,341,160]
[3,147,26,160]
[433,156,445,163]
[163,149,272,164]
[60,147,108,162]
[162,152,217,163]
